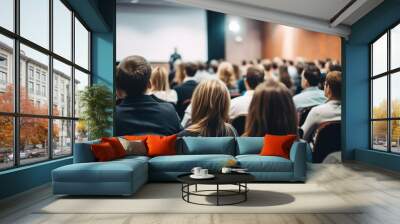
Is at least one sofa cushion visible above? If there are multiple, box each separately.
[149,154,235,172]
[236,137,263,155]
[177,137,236,155]
[236,155,293,172]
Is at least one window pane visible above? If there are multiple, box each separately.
[75,18,89,70]
[0,0,14,31]
[20,0,49,49]
[391,120,400,153]
[20,117,49,165]
[391,72,400,118]
[74,69,89,118]
[391,24,400,70]
[20,44,49,115]
[53,119,72,157]
[53,59,72,117]
[0,116,14,170]
[372,121,388,151]
[53,0,72,60]
[372,33,387,76]
[75,120,88,143]
[0,35,14,112]
[372,76,387,119]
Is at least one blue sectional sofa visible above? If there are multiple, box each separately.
[52,137,307,196]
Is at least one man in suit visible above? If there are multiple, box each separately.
[174,62,198,118]
[115,55,182,136]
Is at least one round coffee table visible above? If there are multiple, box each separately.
[177,173,255,206]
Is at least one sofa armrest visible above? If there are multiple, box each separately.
[289,141,307,181]
[73,140,100,163]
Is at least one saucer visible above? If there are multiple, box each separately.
[190,174,215,179]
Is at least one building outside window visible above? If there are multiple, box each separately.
[0,0,91,170]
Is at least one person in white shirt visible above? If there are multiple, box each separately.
[149,67,178,104]
[302,71,342,142]
[293,64,326,110]
[194,61,216,83]
[230,66,264,119]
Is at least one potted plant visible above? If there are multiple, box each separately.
[79,84,113,140]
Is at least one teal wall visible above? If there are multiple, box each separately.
[0,0,116,200]
[343,0,400,171]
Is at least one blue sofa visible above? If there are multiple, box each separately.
[52,137,307,196]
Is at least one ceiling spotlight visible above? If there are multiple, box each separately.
[229,20,240,33]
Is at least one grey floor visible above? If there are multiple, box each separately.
[1,162,400,224]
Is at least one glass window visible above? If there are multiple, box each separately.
[0,35,14,113]
[74,18,89,70]
[391,24,400,70]
[372,33,387,76]
[75,120,88,143]
[0,116,14,169]
[53,59,72,117]
[20,44,49,115]
[53,0,72,60]
[19,117,49,165]
[20,0,49,49]
[391,120,400,153]
[372,121,388,151]
[53,119,72,157]
[372,76,387,119]
[391,72,400,118]
[74,69,89,118]
[0,0,14,31]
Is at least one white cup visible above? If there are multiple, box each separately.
[191,167,202,176]
[221,167,232,174]
[200,169,208,176]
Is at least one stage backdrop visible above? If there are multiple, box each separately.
[117,4,208,62]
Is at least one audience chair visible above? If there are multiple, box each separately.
[231,115,247,136]
[311,121,341,163]
[298,106,315,126]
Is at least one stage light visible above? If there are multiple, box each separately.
[229,20,240,33]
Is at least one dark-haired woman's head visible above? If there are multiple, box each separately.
[244,79,298,137]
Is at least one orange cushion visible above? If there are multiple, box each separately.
[260,134,297,159]
[101,137,126,158]
[146,135,177,157]
[91,142,118,162]
[124,135,148,141]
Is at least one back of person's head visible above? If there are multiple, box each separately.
[241,60,247,66]
[187,79,232,136]
[232,64,241,80]
[325,71,342,100]
[278,65,293,91]
[116,55,152,97]
[245,66,264,90]
[174,61,186,85]
[263,62,271,72]
[217,62,236,88]
[244,79,298,137]
[150,67,170,91]
[197,61,206,71]
[271,62,278,70]
[329,64,342,72]
[302,64,321,87]
[184,62,198,77]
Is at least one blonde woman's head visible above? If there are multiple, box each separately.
[187,79,232,136]
[150,67,170,91]
[217,62,236,88]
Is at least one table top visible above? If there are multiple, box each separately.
[177,172,255,185]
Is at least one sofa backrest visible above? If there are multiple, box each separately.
[73,140,100,163]
[235,137,264,155]
[177,137,236,155]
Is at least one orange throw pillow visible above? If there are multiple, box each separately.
[124,135,148,141]
[91,142,118,162]
[146,135,177,157]
[101,137,126,158]
[260,134,297,159]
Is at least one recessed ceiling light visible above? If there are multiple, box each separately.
[229,20,240,33]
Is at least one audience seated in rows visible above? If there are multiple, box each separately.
[178,79,237,137]
[293,65,326,110]
[230,65,264,119]
[174,62,198,118]
[244,79,298,137]
[301,71,342,142]
[150,67,177,104]
[217,62,240,96]
[194,61,215,83]
[115,55,182,136]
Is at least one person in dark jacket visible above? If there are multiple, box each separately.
[116,55,182,136]
[174,62,198,118]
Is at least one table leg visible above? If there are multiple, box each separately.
[195,184,198,192]
[217,184,219,206]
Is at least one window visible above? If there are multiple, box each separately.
[0,0,91,170]
[370,23,400,154]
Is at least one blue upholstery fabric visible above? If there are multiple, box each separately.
[149,155,235,172]
[177,137,236,155]
[290,141,307,181]
[236,155,293,172]
[73,140,100,163]
[236,137,263,155]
